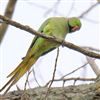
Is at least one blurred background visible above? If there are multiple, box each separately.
[0,0,100,93]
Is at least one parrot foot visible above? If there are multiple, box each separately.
[61,39,65,47]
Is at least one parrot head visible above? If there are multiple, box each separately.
[68,17,81,33]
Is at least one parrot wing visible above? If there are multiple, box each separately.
[22,36,38,60]
[7,18,51,77]
[0,17,59,94]
[25,18,51,56]
[41,47,56,56]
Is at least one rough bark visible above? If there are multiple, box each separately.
[0,76,100,100]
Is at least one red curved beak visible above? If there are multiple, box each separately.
[72,26,80,32]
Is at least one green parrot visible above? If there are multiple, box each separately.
[0,17,81,93]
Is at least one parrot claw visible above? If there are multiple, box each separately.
[52,35,56,39]
[61,39,65,47]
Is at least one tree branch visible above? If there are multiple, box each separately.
[0,14,100,59]
[1,76,100,100]
[78,3,99,18]
[86,56,100,76]
[45,77,96,87]
[45,48,59,99]
[0,0,17,44]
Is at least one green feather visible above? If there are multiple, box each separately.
[1,17,81,93]
[68,17,81,28]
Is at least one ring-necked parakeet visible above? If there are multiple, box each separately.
[1,17,81,93]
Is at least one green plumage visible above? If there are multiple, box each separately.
[26,17,70,58]
[0,17,81,93]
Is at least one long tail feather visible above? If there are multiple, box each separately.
[0,72,17,92]
[0,56,38,94]
[7,60,26,78]
[3,76,17,95]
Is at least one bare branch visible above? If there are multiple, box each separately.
[45,48,59,99]
[67,0,75,16]
[0,0,17,44]
[32,68,41,87]
[45,61,96,87]
[82,46,100,52]
[24,70,32,90]
[45,77,96,87]
[62,77,95,82]
[86,56,100,76]
[97,0,100,3]
[44,0,61,16]
[0,15,100,59]
[61,62,88,79]
[78,3,99,18]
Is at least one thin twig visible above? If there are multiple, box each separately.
[45,62,89,87]
[61,62,89,79]
[28,2,63,16]
[45,48,59,99]
[45,77,96,87]
[24,70,32,90]
[86,56,100,76]
[63,77,96,82]
[32,68,41,87]
[0,15,100,59]
[44,0,61,16]
[67,0,75,16]
[78,3,99,18]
